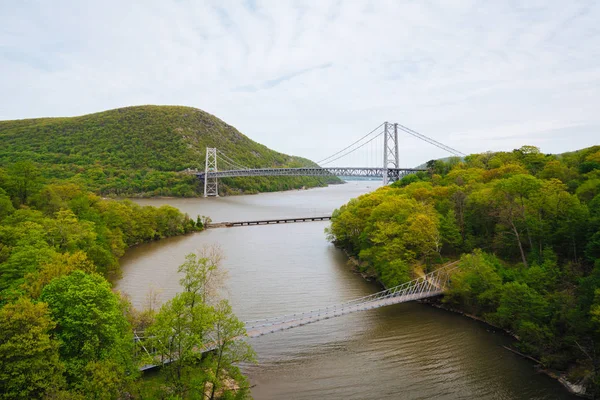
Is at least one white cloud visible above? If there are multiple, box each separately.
[1,0,599,167]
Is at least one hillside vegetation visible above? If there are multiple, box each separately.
[0,105,337,196]
[0,150,254,397]
[328,145,600,394]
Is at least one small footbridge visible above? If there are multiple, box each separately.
[135,262,458,370]
[244,262,458,337]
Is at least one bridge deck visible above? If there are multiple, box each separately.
[194,166,425,180]
[207,216,331,228]
[246,289,442,337]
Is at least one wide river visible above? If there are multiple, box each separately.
[116,182,577,400]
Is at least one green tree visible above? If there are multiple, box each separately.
[440,209,462,252]
[146,248,254,398]
[0,190,14,222]
[22,251,96,298]
[494,281,549,330]
[46,209,97,252]
[491,174,543,266]
[0,298,65,399]
[6,161,41,205]
[40,271,134,387]
[444,250,502,314]
[178,245,227,306]
[147,248,226,396]
[206,300,255,400]
[0,242,56,293]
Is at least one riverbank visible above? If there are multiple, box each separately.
[118,182,579,399]
[115,179,345,199]
[340,249,589,398]
[420,298,590,398]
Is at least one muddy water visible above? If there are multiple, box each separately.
[116,182,577,399]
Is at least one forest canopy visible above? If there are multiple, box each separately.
[0,159,254,398]
[327,144,600,394]
[0,105,339,197]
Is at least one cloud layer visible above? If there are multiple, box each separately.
[1,0,599,166]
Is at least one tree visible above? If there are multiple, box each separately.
[206,300,255,400]
[0,298,65,399]
[491,174,543,266]
[444,250,502,315]
[440,209,462,252]
[494,282,549,330]
[6,161,41,205]
[45,209,97,252]
[178,245,227,306]
[0,242,56,293]
[33,183,84,215]
[147,294,213,396]
[79,359,130,400]
[404,212,441,260]
[40,271,134,387]
[0,190,14,222]
[147,248,227,396]
[22,251,96,298]
[146,248,254,398]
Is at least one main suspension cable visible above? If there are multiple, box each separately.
[320,127,385,166]
[217,150,249,170]
[317,122,384,165]
[395,123,466,157]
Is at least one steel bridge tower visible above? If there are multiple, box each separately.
[382,122,400,185]
[204,148,219,197]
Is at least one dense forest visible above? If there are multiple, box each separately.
[327,145,600,395]
[0,164,253,399]
[0,105,338,197]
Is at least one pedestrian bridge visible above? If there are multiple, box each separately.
[243,262,457,337]
[135,262,458,370]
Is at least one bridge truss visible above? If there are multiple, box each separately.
[196,166,424,181]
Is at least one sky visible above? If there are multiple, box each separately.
[1,0,599,167]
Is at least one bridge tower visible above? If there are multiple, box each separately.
[204,148,219,197]
[382,122,400,185]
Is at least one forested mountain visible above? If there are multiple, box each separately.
[328,145,600,395]
[0,105,337,196]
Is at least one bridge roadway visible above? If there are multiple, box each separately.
[195,166,425,180]
[206,216,331,228]
[245,288,443,338]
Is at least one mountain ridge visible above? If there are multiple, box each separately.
[0,105,338,196]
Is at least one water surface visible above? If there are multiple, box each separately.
[116,182,577,400]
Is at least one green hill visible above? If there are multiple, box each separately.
[0,105,338,196]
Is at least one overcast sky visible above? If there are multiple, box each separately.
[1,0,599,166]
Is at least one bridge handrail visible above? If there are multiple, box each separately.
[243,261,459,328]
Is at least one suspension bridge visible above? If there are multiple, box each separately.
[136,262,457,370]
[190,121,465,197]
[243,262,457,337]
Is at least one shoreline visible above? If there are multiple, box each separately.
[339,249,589,398]
[112,179,344,199]
[419,298,589,398]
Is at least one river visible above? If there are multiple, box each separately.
[116,182,578,400]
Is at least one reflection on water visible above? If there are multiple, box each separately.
[116,182,577,400]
